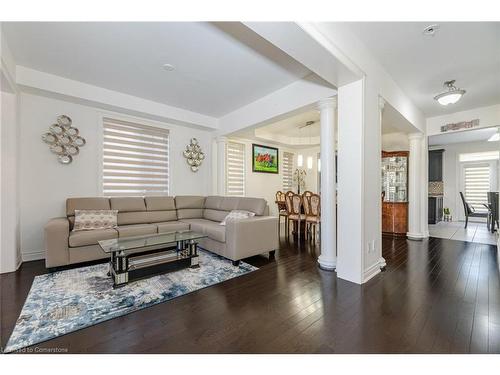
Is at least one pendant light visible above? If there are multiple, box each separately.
[434,80,466,106]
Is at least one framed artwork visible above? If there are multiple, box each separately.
[252,144,279,174]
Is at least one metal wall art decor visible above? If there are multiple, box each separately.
[41,115,86,164]
[183,138,205,172]
[440,119,479,133]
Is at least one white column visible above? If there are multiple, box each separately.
[378,97,387,269]
[407,132,424,240]
[216,136,227,196]
[420,135,430,238]
[317,97,337,271]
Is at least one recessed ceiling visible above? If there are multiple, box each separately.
[344,22,500,117]
[429,126,499,146]
[2,22,312,117]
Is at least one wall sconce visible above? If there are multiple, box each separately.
[297,154,303,167]
[307,156,313,170]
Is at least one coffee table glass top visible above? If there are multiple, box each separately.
[98,231,207,253]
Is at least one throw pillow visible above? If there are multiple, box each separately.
[73,210,118,231]
[220,210,255,226]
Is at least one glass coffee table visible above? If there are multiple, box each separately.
[99,231,206,287]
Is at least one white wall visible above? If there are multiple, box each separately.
[427,104,500,136]
[18,92,215,260]
[1,90,21,272]
[382,132,409,151]
[433,140,499,222]
[228,138,320,216]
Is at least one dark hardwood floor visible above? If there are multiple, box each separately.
[1,234,499,353]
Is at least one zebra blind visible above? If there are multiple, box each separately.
[226,141,245,196]
[463,164,490,213]
[102,117,169,196]
[282,151,294,191]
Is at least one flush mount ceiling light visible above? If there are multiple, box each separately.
[423,24,440,36]
[162,63,175,71]
[488,129,500,142]
[434,80,466,106]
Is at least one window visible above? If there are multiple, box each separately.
[282,151,294,191]
[226,141,245,196]
[102,117,169,196]
[462,163,491,213]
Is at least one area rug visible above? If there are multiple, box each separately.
[4,250,257,353]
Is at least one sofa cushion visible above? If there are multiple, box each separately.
[236,197,267,216]
[177,208,204,219]
[116,224,157,237]
[145,196,176,211]
[73,210,118,231]
[220,197,241,211]
[117,211,178,225]
[175,195,205,209]
[202,221,226,242]
[66,197,110,216]
[156,221,190,234]
[204,196,223,210]
[179,218,210,234]
[203,208,229,222]
[180,219,226,242]
[110,197,146,212]
[69,228,118,247]
[220,210,255,226]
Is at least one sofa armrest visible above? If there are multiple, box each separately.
[44,217,70,268]
[225,216,278,261]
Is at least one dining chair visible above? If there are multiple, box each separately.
[304,193,321,242]
[485,192,499,233]
[275,191,288,235]
[285,193,305,240]
[460,192,488,228]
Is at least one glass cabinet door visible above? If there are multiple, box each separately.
[381,156,408,202]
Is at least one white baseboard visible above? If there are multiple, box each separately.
[363,261,381,283]
[22,250,45,262]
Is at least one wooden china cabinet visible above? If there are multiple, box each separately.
[381,151,409,237]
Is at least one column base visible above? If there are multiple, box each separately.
[318,255,336,271]
[407,232,424,241]
[379,256,386,271]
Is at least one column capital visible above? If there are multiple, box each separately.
[378,96,386,110]
[408,132,424,141]
[317,97,337,111]
[215,136,228,144]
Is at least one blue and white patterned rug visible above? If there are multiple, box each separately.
[4,250,257,353]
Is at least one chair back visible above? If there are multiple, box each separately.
[303,192,312,216]
[276,191,287,212]
[303,191,313,199]
[309,193,321,217]
[489,192,499,220]
[286,193,302,216]
[459,192,474,215]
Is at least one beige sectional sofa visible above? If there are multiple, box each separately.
[45,195,278,269]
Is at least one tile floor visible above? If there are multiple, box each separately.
[428,220,498,245]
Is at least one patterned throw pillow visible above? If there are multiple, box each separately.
[220,210,256,226]
[73,210,118,231]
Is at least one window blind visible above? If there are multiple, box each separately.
[226,141,245,196]
[463,164,490,213]
[102,117,169,196]
[282,151,294,191]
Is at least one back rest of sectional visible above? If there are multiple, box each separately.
[110,197,178,225]
[202,196,267,222]
[66,197,111,229]
[175,196,206,219]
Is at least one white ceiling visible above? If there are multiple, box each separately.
[2,22,312,117]
[345,22,500,117]
[232,100,415,148]
[429,126,499,146]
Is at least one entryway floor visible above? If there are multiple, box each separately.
[429,220,498,245]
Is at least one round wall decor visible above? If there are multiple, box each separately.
[182,138,205,172]
[42,115,86,164]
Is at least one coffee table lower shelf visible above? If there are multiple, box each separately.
[108,239,200,288]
